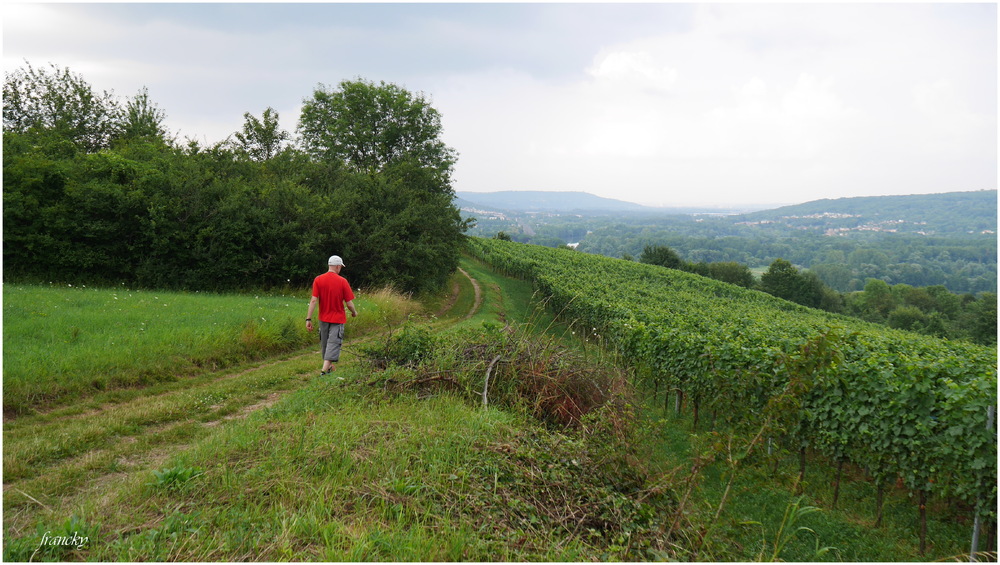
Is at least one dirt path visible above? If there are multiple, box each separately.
[457,267,483,321]
[432,267,483,321]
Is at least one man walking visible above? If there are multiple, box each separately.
[306,255,357,375]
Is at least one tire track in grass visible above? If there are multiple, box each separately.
[2,269,487,540]
[458,267,483,321]
[19,348,317,424]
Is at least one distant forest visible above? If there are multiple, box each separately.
[464,190,997,295]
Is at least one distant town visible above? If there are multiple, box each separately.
[737,213,995,237]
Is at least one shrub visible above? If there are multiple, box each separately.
[358,320,437,370]
[361,321,633,429]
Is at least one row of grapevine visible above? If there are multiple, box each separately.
[467,237,997,518]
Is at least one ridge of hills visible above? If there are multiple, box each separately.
[744,189,996,219]
[457,189,997,237]
[738,189,997,236]
[454,190,752,214]
[456,190,650,213]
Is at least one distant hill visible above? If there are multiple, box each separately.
[736,190,997,237]
[456,191,649,213]
[455,191,754,215]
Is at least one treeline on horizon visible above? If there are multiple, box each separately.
[3,62,467,294]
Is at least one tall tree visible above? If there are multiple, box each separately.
[297,78,457,183]
[707,261,755,288]
[970,292,997,345]
[118,87,168,143]
[761,258,822,308]
[861,278,896,319]
[234,107,289,161]
[3,62,121,152]
[639,244,684,270]
[296,79,465,293]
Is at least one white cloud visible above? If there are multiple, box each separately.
[587,50,678,93]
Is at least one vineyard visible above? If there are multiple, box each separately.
[467,237,997,552]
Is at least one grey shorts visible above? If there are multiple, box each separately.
[319,322,345,362]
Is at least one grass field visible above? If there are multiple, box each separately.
[2,284,418,416]
[2,263,993,561]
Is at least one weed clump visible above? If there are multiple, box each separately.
[358,321,633,430]
[2,515,99,562]
[358,319,437,370]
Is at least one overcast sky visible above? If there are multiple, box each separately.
[3,2,997,208]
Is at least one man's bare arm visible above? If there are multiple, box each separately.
[306,296,319,330]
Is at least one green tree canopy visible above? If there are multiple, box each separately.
[862,278,895,319]
[706,261,755,288]
[760,258,822,308]
[4,62,121,152]
[234,107,289,161]
[333,165,466,294]
[118,87,169,144]
[297,78,457,182]
[639,244,684,270]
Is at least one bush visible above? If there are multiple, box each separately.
[360,321,633,429]
[358,320,437,370]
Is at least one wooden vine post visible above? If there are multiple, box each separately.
[918,489,928,556]
[831,458,845,509]
[692,395,700,431]
[796,445,807,496]
[874,479,886,528]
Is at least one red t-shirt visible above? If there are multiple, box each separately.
[312,271,355,324]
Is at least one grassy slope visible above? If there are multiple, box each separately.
[4,269,615,561]
[3,263,986,561]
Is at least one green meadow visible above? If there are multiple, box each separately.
[2,284,417,416]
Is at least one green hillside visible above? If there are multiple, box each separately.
[739,190,997,237]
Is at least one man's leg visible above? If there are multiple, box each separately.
[319,322,333,374]
[321,322,344,373]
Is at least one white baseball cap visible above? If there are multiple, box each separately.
[328,255,345,267]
